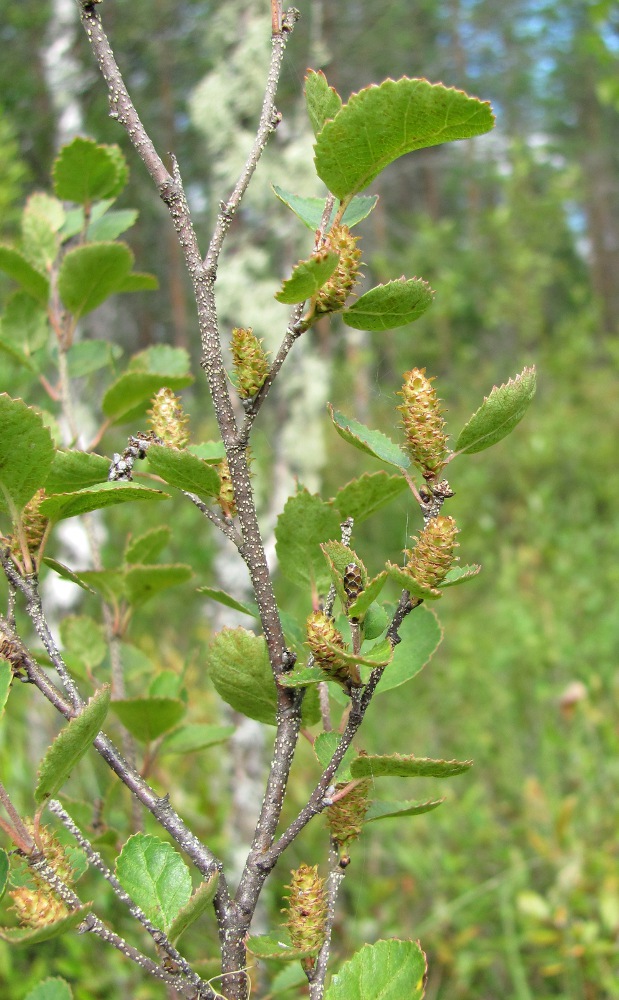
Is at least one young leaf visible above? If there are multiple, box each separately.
[272,186,378,230]
[343,277,434,331]
[35,686,111,803]
[102,372,193,422]
[377,606,442,693]
[57,243,134,318]
[0,335,37,372]
[315,77,495,200]
[324,939,427,1000]
[159,724,235,755]
[53,138,127,204]
[111,697,186,743]
[207,628,278,726]
[275,251,339,304]
[275,489,342,590]
[125,525,172,564]
[45,451,110,495]
[39,482,169,522]
[42,559,97,595]
[246,931,316,961]
[313,731,358,782]
[0,662,11,719]
[0,246,49,304]
[123,564,193,607]
[187,441,226,463]
[328,404,410,469]
[0,847,8,900]
[66,340,122,378]
[60,616,107,671]
[350,753,472,779]
[365,798,444,822]
[0,905,92,945]
[115,833,192,934]
[305,69,343,136]
[24,978,73,1000]
[347,574,389,621]
[196,587,259,618]
[332,472,408,523]
[146,445,221,501]
[0,395,55,516]
[386,562,442,600]
[440,564,482,588]
[87,209,138,242]
[454,367,537,455]
[22,195,62,272]
[168,873,219,945]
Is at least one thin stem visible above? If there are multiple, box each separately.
[0,781,35,852]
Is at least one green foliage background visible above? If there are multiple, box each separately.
[1,0,618,998]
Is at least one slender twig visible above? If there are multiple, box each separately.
[48,800,202,985]
[0,781,35,852]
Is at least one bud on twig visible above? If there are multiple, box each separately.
[215,458,237,518]
[398,368,449,480]
[306,611,361,690]
[147,388,190,449]
[283,863,327,967]
[231,327,270,398]
[315,225,362,314]
[405,515,459,592]
[12,490,48,559]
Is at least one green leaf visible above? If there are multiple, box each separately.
[275,251,339,304]
[24,193,66,232]
[39,482,169,522]
[67,568,126,604]
[350,753,472,779]
[2,292,49,353]
[111,697,186,743]
[328,404,410,470]
[343,278,434,331]
[149,670,184,699]
[115,833,192,934]
[129,345,191,377]
[0,847,8,901]
[207,628,278,726]
[0,336,37,372]
[315,77,495,200]
[159,724,235,755]
[124,564,193,607]
[365,798,444,822]
[168,873,219,945]
[321,540,367,609]
[377,606,442,693]
[42,559,97,595]
[87,209,138,242]
[102,372,193,422]
[305,69,343,136]
[314,731,358,782]
[332,472,407,523]
[66,340,122,378]
[125,525,171,564]
[187,441,226,463]
[0,395,55,515]
[359,599,389,639]
[277,666,326,688]
[454,367,537,455]
[22,194,62,272]
[0,905,92,945]
[116,271,158,293]
[24,978,73,1000]
[0,245,49,303]
[60,199,114,240]
[386,562,442,600]
[275,489,342,590]
[325,939,427,1000]
[196,587,258,618]
[440,564,482,588]
[246,930,316,961]
[346,574,389,621]
[57,243,134,318]
[59,616,107,671]
[45,451,110,495]
[272,186,378,230]
[53,138,127,204]
[0,662,11,719]
[146,445,221,501]
[35,686,110,803]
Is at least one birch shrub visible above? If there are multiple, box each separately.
[0,3,535,999]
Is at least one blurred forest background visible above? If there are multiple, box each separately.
[1,0,619,998]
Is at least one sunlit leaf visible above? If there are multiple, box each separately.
[343,278,434,331]
[454,367,537,455]
[115,833,191,934]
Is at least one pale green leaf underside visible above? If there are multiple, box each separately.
[325,939,427,1000]
[146,444,221,500]
[343,278,434,331]
[35,687,110,802]
[365,798,445,822]
[454,366,537,454]
[272,186,378,230]
[111,697,186,743]
[275,251,338,304]
[115,833,192,934]
[315,77,495,200]
[39,482,169,522]
[328,404,410,469]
